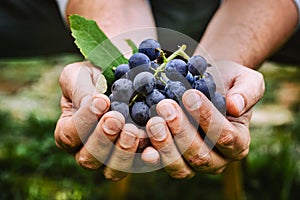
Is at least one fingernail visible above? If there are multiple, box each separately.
[184,91,202,110]
[120,124,138,148]
[157,102,177,121]
[93,97,108,115]
[149,123,166,141]
[232,94,244,114]
[141,146,160,166]
[102,118,123,135]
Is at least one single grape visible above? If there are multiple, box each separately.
[114,64,129,79]
[165,59,188,80]
[185,72,194,85]
[192,78,215,100]
[138,39,161,61]
[111,78,134,102]
[211,92,226,116]
[164,81,187,102]
[203,72,216,96]
[128,52,151,70]
[110,101,129,119]
[146,89,166,107]
[150,61,159,70]
[203,72,214,82]
[130,102,150,126]
[187,55,207,76]
[133,72,156,94]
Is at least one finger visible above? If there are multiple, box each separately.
[55,62,110,152]
[146,117,195,179]
[141,146,161,166]
[54,94,110,153]
[156,99,227,173]
[103,124,140,181]
[182,89,251,160]
[137,129,150,153]
[219,61,265,117]
[75,111,125,169]
[59,62,102,107]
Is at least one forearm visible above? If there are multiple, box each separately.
[66,0,156,50]
[198,0,299,69]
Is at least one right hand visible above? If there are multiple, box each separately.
[54,62,149,181]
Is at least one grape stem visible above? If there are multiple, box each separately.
[129,94,139,106]
[157,45,189,72]
[178,50,191,61]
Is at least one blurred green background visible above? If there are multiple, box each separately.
[0,55,299,200]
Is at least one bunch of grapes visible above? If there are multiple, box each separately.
[110,39,226,127]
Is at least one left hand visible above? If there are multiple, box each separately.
[142,60,265,178]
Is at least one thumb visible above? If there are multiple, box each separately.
[225,65,265,117]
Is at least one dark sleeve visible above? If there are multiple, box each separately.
[149,0,220,42]
[0,0,78,58]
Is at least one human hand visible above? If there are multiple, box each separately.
[144,60,265,178]
[54,62,149,181]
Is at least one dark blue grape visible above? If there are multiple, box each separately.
[128,53,151,70]
[111,78,134,102]
[165,59,188,80]
[164,81,187,102]
[130,102,150,126]
[185,72,194,85]
[150,61,160,75]
[192,78,215,100]
[203,72,216,95]
[150,61,159,70]
[187,55,207,76]
[110,101,129,119]
[211,92,226,115]
[114,64,129,79]
[138,39,161,61]
[133,72,156,94]
[146,89,166,107]
[203,72,214,81]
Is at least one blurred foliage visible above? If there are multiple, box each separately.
[0,57,300,199]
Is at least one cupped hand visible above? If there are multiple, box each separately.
[144,60,265,178]
[54,62,145,181]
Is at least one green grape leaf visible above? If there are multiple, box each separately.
[69,14,127,85]
[126,39,138,54]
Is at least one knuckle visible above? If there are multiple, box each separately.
[217,125,236,148]
[199,108,213,128]
[54,121,81,152]
[77,154,100,170]
[58,133,77,150]
[218,133,235,147]
[189,154,211,169]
